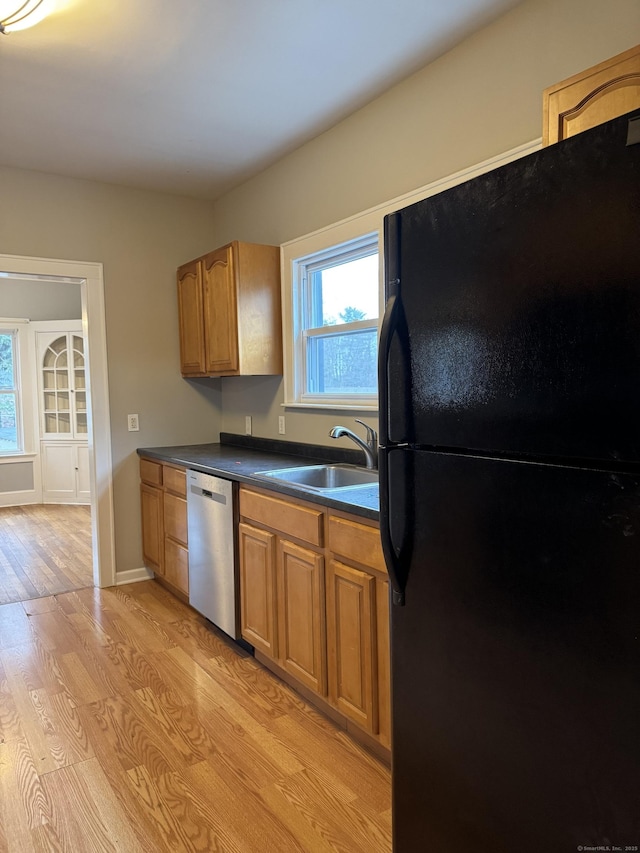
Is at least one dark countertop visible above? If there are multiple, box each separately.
[137,433,379,521]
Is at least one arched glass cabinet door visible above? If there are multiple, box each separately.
[72,334,87,435]
[41,333,86,437]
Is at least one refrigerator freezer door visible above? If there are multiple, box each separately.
[392,450,640,852]
[384,111,640,463]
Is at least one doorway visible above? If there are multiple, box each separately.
[0,504,92,603]
[0,253,115,590]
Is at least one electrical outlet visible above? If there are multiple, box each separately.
[127,414,139,432]
[278,415,286,435]
[245,416,252,435]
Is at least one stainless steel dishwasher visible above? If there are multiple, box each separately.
[186,469,239,640]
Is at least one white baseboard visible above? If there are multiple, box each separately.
[114,567,154,586]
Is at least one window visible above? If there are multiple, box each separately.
[290,233,379,408]
[0,329,22,454]
[281,137,539,412]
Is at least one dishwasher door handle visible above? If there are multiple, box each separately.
[192,485,227,504]
[202,488,227,504]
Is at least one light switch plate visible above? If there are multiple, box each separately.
[245,416,252,435]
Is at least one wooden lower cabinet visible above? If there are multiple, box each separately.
[328,512,391,750]
[238,485,390,756]
[140,457,189,597]
[164,537,189,594]
[277,540,326,695]
[375,575,391,750]
[326,559,376,733]
[238,522,278,657]
[238,501,327,696]
[141,481,163,575]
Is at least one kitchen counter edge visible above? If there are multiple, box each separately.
[137,443,379,521]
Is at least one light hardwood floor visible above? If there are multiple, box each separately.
[0,580,392,852]
[0,505,93,605]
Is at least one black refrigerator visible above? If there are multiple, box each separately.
[379,110,640,853]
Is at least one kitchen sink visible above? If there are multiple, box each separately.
[252,463,378,493]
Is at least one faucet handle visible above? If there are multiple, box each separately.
[354,418,377,445]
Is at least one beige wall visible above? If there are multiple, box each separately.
[211,0,640,446]
[1,0,639,572]
[0,278,82,320]
[0,166,220,573]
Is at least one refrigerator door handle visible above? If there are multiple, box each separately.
[378,291,399,448]
[379,446,412,606]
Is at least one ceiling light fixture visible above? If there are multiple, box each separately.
[0,0,55,33]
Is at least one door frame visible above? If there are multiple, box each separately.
[0,253,115,588]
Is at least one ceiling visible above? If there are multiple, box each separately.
[0,0,524,201]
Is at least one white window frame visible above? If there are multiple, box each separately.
[0,320,31,456]
[283,215,384,412]
[294,232,379,408]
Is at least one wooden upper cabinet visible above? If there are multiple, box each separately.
[177,241,282,377]
[177,260,206,375]
[543,44,640,146]
[203,244,239,374]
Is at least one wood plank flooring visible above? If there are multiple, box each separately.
[0,506,93,604]
[0,580,392,852]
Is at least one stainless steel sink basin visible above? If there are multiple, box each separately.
[253,463,378,493]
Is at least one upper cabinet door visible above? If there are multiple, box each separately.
[177,259,206,376]
[543,43,640,146]
[176,241,281,378]
[202,244,239,375]
[38,328,87,439]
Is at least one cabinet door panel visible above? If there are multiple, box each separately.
[376,577,391,749]
[164,492,187,546]
[277,540,326,695]
[326,559,377,733]
[177,260,206,375]
[41,443,87,504]
[141,483,163,575]
[164,537,189,595]
[76,444,91,503]
[543,44,640,145]
[239,523,277,657]
[203,245,239,374]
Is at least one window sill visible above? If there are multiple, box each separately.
[282,400,378,413]
[0,452,37,463]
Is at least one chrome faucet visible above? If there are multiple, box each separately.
[329,419,378,469]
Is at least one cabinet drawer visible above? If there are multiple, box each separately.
[164,492,187,545]
[163,464,187,497]
[328,514,386,574]
[240,487,323,546]
[140,458,162,487]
